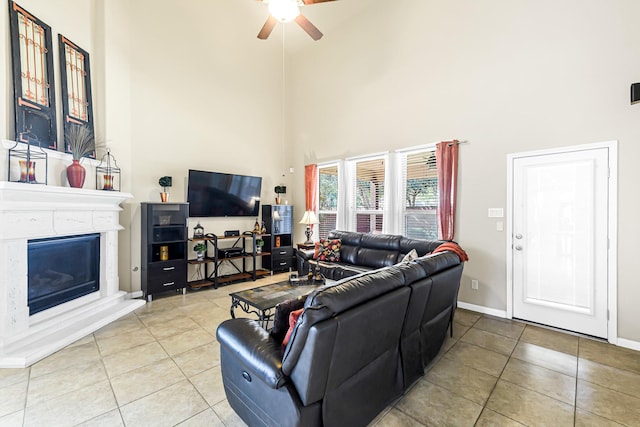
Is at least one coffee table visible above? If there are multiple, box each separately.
[229,279,324,328]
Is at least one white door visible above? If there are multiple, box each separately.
[511,147,610,338]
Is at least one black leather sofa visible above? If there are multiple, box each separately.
[296,230,448,280]
[216,251,463,427]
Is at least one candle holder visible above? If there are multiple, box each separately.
[95,148,121,191]
[7,133,48,184]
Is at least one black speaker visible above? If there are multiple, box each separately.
[632,83,640,105]
[224,230,240,237]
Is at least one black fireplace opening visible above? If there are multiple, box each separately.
[28,233,100,315]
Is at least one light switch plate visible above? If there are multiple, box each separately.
[488,208,504,218]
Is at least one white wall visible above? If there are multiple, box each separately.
[288,0,640,342]
[2,0,292,292]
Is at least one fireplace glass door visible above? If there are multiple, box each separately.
[28,233,100,315]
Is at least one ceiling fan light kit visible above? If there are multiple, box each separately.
[268,0,300,22]
[257,0,336,41]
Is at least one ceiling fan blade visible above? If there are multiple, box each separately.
[302,0,337,4]
[295,14,323,40]
[257,15,278,40]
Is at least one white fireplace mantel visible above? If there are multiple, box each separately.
[0,181,145,367]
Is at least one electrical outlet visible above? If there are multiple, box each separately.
[471,279,479,290]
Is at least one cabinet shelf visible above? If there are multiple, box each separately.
[142,203,189,301]
[186,233,271,290]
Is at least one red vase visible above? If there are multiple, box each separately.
[67,160,86,188]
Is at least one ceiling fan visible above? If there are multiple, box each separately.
[257,0,337,41]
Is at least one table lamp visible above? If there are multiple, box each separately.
[273,210,281,233]
[299,210,319,245]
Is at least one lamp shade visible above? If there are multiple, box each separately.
[299,210,319,225]
[632,83,640,105]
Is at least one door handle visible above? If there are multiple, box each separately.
[163,266,175,271]
[515,245,523,251]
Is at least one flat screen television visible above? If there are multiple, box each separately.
[187,169,262,218]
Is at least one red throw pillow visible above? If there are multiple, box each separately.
[314,238,341,262]
[282,308,304,347]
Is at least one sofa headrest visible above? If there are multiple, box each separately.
[413,252,461,275]
[360,233,401,251]
[282,267,406,374]
[328,230,362,247]
[399,237,447,256]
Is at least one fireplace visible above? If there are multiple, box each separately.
[0,181,145,368]
[28,234,100,315]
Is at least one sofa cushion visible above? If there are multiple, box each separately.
[282,308,304,347]
[271,296,307,343]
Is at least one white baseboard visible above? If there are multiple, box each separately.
[457,301,507,319]
[458,301,640,353]
[617,338,640,352]
[129,291,143,299]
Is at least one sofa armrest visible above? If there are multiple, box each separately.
[217,318,287,389]
[296,248,315,275]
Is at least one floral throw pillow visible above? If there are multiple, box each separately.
[314,239,341,262]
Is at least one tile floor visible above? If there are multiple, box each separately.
[1,273,639,426]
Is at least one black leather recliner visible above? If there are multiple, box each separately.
[296,230,448,280]
[216,251,463,427]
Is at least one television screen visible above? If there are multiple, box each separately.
[187,169,262,217]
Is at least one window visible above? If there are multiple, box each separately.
[350,157,385,234]
[318,164,338,239]
[402,149,439,239]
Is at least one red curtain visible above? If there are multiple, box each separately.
[436,140,459,240]
[304,164,318,212]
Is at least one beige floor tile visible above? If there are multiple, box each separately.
[27,359,108,407]
[453,309,481,326]
[29,341,101,378]
[176,408,225,426]
[511,341,577,377]
[474,317,525,340]
[0,367,30,388]
[396,380,482,426]
[578,357,640,399]
[67,334,96,349]
[23,380,117,427]
[95,327,157,357]
[444,341,509,377]
[576,379,640,425]
[75,409,125,426]
[120,379,209,427]
[520,325,578,356]
[102,341,169,378]
[110,358,186,406]
[579,337,640,374]
[425,356,498,405]
[500,358,576,405]
[0,380,27,417]
[373,408,424,426]
[0,410,24,427]
[173,341,221,378]
[486,380,574,426]
[146,315,201,339]
[94,315,146,339]
[461,327,518,355]
[190,366,226,406]
[574,408,624,427]
[212,399,248,427]
[157,327,215,356]
[475,409,526,427]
